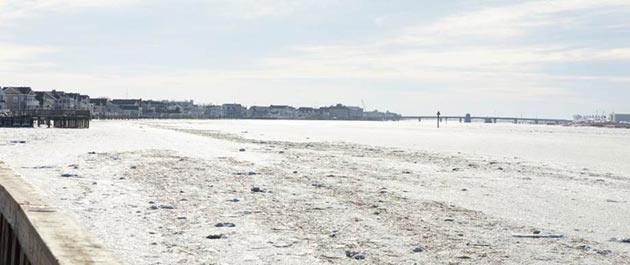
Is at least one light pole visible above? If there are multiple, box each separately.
[437,111,441,128]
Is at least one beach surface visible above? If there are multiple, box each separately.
[1,120,629,264]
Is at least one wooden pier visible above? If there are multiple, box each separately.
[0,110,91,129]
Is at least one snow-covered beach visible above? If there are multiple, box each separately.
[1,120,629,264]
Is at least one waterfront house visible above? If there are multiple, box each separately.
[269,105,297,119]
[318,107,331,119]
[364,110,401,121]
[297,107,319,119]
[140,100,163,116]
[327,104,364,120]
[90,98,110,118]
[34,91,58,110]
[2,87,39,111]
[110,99,143,118]
[64,93,81,110]
[78,95,91,110]
[47,90,80,110]
[222,103,247,118]
[347,106,364,120]
[189,105,206,117]
[111,99,142,108]
[204,105,224,118]
[248,106,271,119]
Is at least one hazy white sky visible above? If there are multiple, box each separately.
[1,0,629,117]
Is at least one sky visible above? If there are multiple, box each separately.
[1,0,629,118]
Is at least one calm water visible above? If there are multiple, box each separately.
[150,119,630,176]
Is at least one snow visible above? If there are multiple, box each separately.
[1,120,629,264]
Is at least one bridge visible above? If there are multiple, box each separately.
[401,114,572,124]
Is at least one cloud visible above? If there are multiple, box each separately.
[397,0,630,42]
[234,0,630,92]
[1,0,629,116]
[0,42,56,72]
[204,0,338,20]
[0,0,138,25]
[0,43,54,60]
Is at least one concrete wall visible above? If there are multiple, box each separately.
[0,162,120,265]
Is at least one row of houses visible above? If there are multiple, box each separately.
[94,99,401,121]
[0,86,401,121]
[0,87,91,114]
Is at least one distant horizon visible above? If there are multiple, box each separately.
[2,0,630,117]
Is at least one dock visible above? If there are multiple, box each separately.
[0,110,92,129]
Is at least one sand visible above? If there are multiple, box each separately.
[1,120,629,264]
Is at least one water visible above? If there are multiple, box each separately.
[2,119,630,262]
[150,119,630,176]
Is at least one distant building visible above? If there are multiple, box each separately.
[297,107,318,119]
[90,98,110,118]
[347,106,364,120]
[327,104,364,120]
[269,105,296,119]
[363,110,401,121]
[35,91,58,110]
[0,83,404,121]
[205,105,224,118]
[611,113,630,123]
[141,100,167,116]
[0,88,5,113]
[2,87,38,111]
[573,114,609,123]
[78,95,91,110]
[110,99,143,117]
[248,106,271,119]
[48,90,81,110]
[222,103,246,119]
[64,93,82,110]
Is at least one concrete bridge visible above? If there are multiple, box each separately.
[401,114,572,124]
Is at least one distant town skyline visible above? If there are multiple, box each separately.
[2,0,630,118]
